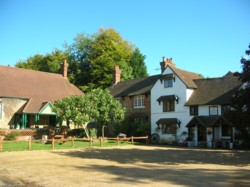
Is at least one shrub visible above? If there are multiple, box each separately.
[5,132,20,141]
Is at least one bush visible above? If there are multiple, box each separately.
[67,128,86,138]
[5,132,20,141]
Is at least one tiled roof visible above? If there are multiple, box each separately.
[109,75,161,97]
[185,75,241,106]
[0,66,83,113]
[186,115,233,127]
[169,66,202,88]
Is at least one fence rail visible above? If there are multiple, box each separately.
[0,136,148,152]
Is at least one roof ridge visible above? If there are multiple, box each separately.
[0,65,62,77]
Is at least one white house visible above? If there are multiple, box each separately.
[151,57,241,147]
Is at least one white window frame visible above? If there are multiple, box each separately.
[133,95,145,108]
[164,79,173,88]
[209,106,218,116]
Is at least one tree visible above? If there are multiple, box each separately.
[84,88,126,137]
[226,44,250,146]
[16,49,68,74]
[130,48,148,78]
[66,28,137,91]
[53,88,126,137]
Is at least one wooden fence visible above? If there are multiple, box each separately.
[0,136,148,152]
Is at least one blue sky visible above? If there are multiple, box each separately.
[0,0,249,77]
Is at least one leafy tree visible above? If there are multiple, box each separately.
[84,88,126,137]
[53,88,126,137]
[66,28,136,91]
[16,49,68,74]
[130,48,148,78]
[226,44,250,146]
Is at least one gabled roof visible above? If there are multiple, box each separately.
[186,115,233,127]
[185,75,241,106]
[168,65,201,89]
[0,66,83,113]
[109,75,161,97]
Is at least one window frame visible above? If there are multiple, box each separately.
[190,105,198,116]
[209,106,218,116]
[162,124,177,134]
[163,100,175,112]
[164,79,173,88]
[133,95,145,108]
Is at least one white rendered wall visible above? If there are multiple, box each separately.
[151,67,194,143]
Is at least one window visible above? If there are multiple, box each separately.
[163,100,175,112]
[134,118,148,124]
[209,106,218,115]
[164,79,173,88]
[190,105,198,116]
[162,124,177,134]
[0,101,2,120]
[133,95,145,108]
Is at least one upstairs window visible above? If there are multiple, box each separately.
[190,105,198,116]
[163,100,175,112]
[221,105,233,115]
[209,106,218,116]
[164,79,173,88]
[133,95,145,108]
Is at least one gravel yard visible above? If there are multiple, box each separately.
[0,145,249,187]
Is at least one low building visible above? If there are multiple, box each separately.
[0,61,83,129]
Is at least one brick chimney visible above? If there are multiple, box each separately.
[113,64,121,84]
[61,60,68,78]
[160,57,175,73]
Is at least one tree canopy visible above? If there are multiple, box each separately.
[53,88,126,136]
[15,28,148,92]
[225,44,250,146]
[16,49,68,74]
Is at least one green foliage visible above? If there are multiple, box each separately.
[113,121,150,137]
[225,44,250,147]
[67,128,86,138]
[89,128,97,138]
[53,88,126,135]
[5,132,20,141]
[66,28,135,91]
[16,49,68,74]
[130,48,148,78]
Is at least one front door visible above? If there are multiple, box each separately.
[49,115,56,127]
[197,125,206,142]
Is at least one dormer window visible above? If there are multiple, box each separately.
[164,79,173,88]
[160,73,175,88]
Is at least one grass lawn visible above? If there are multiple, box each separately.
[1,139,133,152]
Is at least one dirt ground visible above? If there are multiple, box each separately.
[0,145,249,187]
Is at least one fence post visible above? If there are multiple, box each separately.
[131,136,134,144]
[71,138,74,148]
[28,138,32,150]
[146,136,149,144]
[52,138,54,150]
[0,139,2,151]
[116,137,119,146]
[89,137,92,148]
[99,137,102,147]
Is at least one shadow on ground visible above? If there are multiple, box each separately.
[53,146,250,186]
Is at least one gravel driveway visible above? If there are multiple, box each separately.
[0,145,249,187]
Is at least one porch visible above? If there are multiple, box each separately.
[186,115,234,148]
